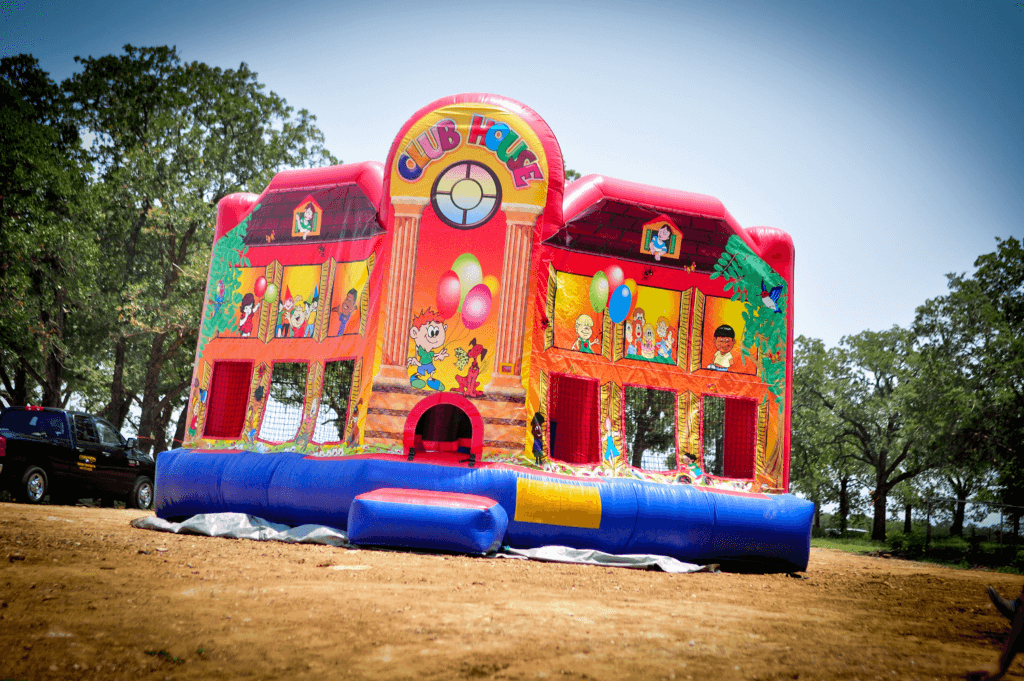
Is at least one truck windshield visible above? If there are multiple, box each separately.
[0,410,69,441]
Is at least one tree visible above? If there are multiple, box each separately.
[797,328,939,540]
[0,55,103,408]
[63,45,337,452]
[791,336,867,533]
[913,237,1024,537]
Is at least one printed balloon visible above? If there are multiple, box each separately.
[461,283,492,330]
[603,265,624,299]
[589,271,609,313]
[436,270,461,318]
[253,276,267,298]
[482,274,500,300]
[451,253,483,307]
[608,284,632,324]
[264,283,278,303]
[623,278,639,313]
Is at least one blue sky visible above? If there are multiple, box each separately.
[4,0,1022,347]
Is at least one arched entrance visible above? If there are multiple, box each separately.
[403,393,484,466]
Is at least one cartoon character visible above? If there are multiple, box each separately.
[531,413,546,465]
[302,291,319,337]
[294,202,317,240]
[656,316,674,360]
[345,399,362,446]
[286,297,309,338]
[238,292,261,338]
[186,389,207,439]
[572,314,599,353]
[276,287,294,337]
[682,452,704,484]
[210,280,226,317]
[641,323,657,359]
[760,280,783,314]
[649,224,670,261]
[407,308,449,391]
[334,288,359,336]
[453,338,488,397]
[603,417,621,463]
[707,324,736,371]
[625,319,638,356]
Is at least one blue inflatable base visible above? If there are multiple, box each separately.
[155,450,814,572]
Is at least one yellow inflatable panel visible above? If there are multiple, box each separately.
[514,478,602,529]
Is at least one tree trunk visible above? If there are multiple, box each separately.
[871,488,888,541]
[950,499,966,536]
[904,505,912,534]
[172,402,189,449]
[838,478,850,535]
[136,333,168,456]
[102,336,133,430]
[40,287,65,408]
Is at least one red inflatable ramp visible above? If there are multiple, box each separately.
[347,488,509,555]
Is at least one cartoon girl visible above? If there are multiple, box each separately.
[238,293,261,338]
[656,316,674,360]
[625,319,638,356]
[641,323,657,359]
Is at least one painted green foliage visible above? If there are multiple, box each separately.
[710,235,788,412]
[197,206,259,354]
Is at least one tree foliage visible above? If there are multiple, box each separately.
[1,46,336,455]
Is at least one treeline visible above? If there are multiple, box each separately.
[0,46,337,452]
[791,237,1024,540]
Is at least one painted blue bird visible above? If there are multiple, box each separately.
[211,280,225,316]
[760,280,783,314]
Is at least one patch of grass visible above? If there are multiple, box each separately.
[144,650,184,665]
[811,537,886,554]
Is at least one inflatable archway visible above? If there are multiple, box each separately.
[160,93,813,571]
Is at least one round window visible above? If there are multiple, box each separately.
[430,161,502,229]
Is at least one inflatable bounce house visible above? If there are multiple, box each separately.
[157,94,814,570]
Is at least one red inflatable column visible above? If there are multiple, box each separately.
[486,203,543,397]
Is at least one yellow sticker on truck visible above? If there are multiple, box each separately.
[513,478,602,529]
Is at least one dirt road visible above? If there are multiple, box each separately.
[0,502,1019,680]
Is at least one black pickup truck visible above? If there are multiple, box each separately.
[0,407,155,509]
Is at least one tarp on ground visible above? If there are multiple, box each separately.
[131,512,711,573]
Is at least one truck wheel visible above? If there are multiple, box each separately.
[127,476,154,510]
[17,467,48,504]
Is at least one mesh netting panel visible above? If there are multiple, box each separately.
[701,395,726,476]
[312,360,355,444]
[549,374,600,464]
[723,397,757,479]
[258,362,307,443]
[204,361,251,438]
[623,386,677,471]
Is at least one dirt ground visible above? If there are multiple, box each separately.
[0,503,1021,681]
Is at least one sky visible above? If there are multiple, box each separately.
[3,0,1023,348]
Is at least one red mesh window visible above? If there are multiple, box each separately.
[723,397,757,479]
[204,361,251,439]
[548,374,600,464]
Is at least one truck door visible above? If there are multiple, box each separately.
[93,418,134,496]
[72,414,106,496]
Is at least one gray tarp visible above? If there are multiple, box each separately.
[131,512,713,573]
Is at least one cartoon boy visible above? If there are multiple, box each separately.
[294,202,317,240]
[625,318,638,356]
[572,314,599,353]
[531,413,546,465]
[286,297,308,337]
[276,288,294,338]
[681,453,704,484]
[707,324,736,371]
[407,308,449,391]
[335,288,358,336]
[649,223,670,261]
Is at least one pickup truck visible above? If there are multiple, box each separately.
[0,406,155,509]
